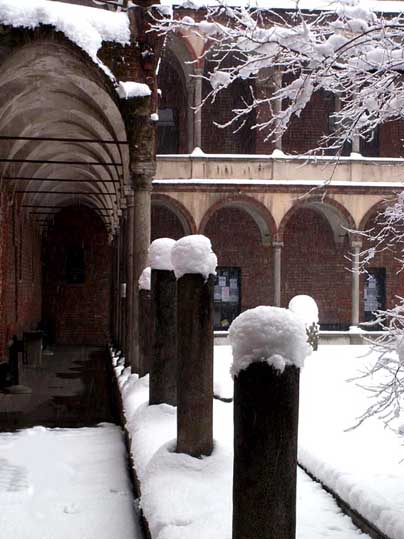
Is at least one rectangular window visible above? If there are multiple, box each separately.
[157,108,179,154]
[213,267,241,331]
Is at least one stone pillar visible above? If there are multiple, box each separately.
[120,212,128,356]
[115,233,121,346]
[351,239,362,327]
[139,288,152,377]
[255,68,282,153]
[352,135,361,154]
[273,241,283,307]
[186,81,195,152]
[150,269,177,405]
[121,91,155,371]
[233,362,300,539]
[126,193,135,367]
[193,68,203,149]
[0,193,7,361]
[177,274,214,457]
[132,180,151,372]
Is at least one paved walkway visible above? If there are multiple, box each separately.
[0,346,117,431]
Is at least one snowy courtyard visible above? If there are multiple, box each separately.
[2,344,404,539]
[115,344,404,539]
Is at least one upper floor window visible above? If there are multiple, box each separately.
[157,108,179,154]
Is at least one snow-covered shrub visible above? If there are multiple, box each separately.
[288,295,320,351]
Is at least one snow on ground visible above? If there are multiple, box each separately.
[214,344,404,539]
[0,424,142,539]
[113,348,372,539]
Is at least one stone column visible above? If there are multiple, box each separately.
[126,193,135,367]
[121,90,155,371]
[351,239,362,327]
[255,68,283,153]
[193,68,203,149]
[352,134,361,154]
[133,179,152,371]
[186,81,195,152]
[273,241,283,307]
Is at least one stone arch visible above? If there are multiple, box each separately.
[281,200,352,329]
[0,31,130,232]
[358,200,390,231]
[158,35,194,154]
[199,195,277,245]
[151,194,197,240]
[200,195,275,317]
[201,49,256,154]
[278,197,355,245]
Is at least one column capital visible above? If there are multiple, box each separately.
[350,236,363,250]
[272,240,284,249]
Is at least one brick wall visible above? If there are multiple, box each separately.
[282,208,352,329]
[201,75,256,154]
[0,195,42,360]
[361,212,404,318]
[203,207,272,311]
[42,207,112,345]
[283,92,334,155]
[151,204,186,241]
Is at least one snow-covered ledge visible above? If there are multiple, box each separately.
[155,152,404,187]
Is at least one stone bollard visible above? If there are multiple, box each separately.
[138,267,152,377]
[148,239,177,406]
[230,306,311,539]
[176,273,214,457]
[150,268,177,405]
[171,235,217,458]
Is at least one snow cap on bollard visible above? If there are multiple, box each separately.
[148,238,176,271]
[138,267,151,291]
[171,234,217,279]
[229,306,311,378]
[288,295,319,326]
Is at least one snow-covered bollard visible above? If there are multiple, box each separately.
[230,307,310,539]
[149,239,178,406]
[138,267,152,377]
[172,235,217,457]
[288,294,320,351]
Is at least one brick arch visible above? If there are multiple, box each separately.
[201,196,274,312]
[199,195,277,245]
[281,204,352,329]
[151,195,197,239]
[358,200,390,231]
[278,197,355,245]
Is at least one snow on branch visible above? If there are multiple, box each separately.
[152,0,404,151]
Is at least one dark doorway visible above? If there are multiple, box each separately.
[42,207,112,345]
